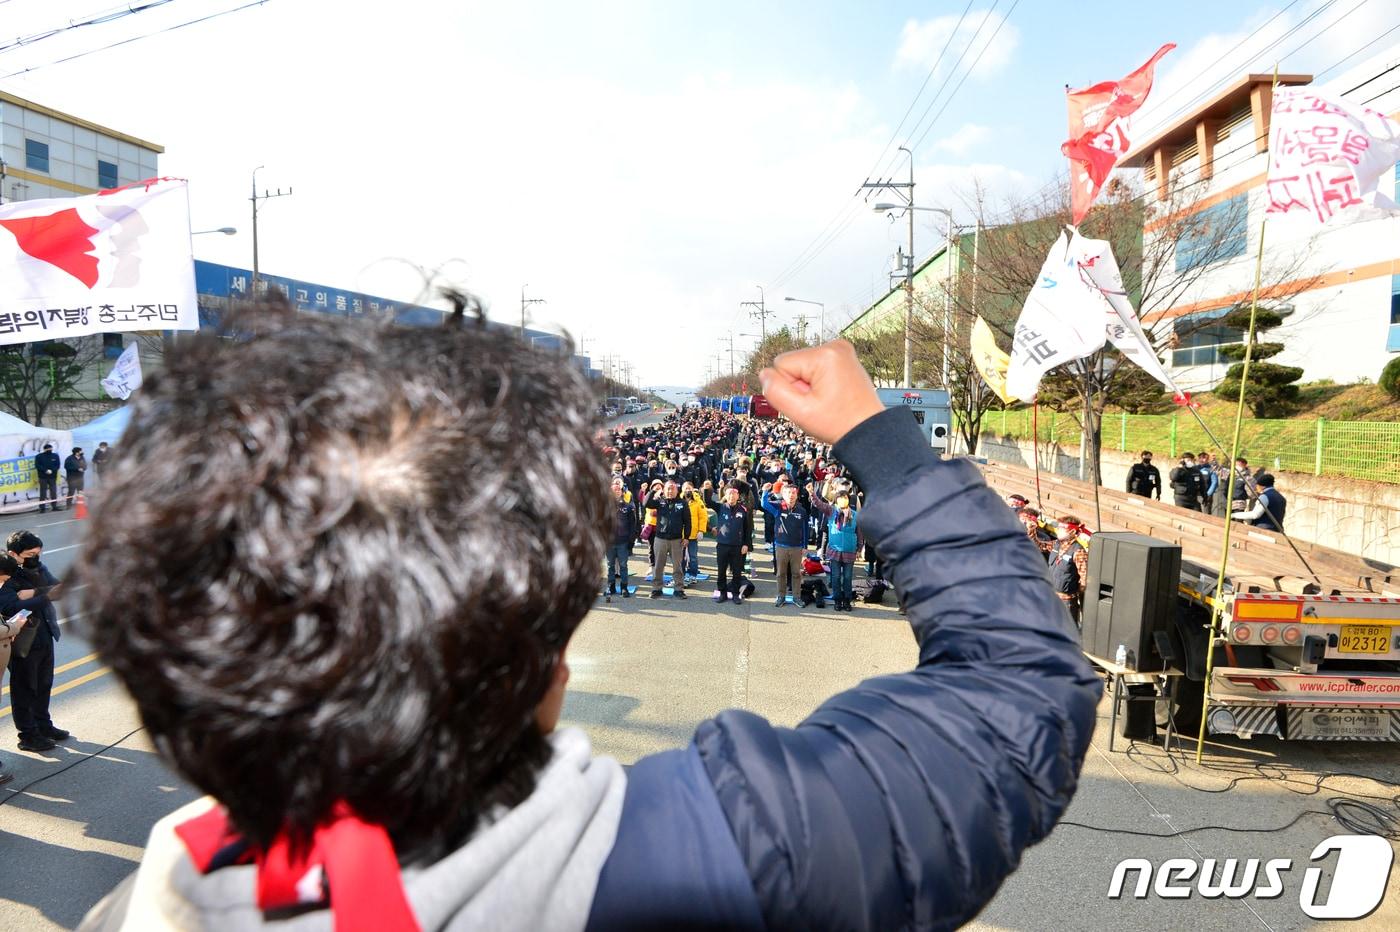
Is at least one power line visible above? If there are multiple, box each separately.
[907,0,1021,155]
[765,0,981,294]
[864,0,978,183]
[1135,0,1344,134]
[0,0,270,80]
[0,1,179,57]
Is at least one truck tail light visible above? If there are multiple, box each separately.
[1232,623,1252,643]
[1281,625,1302,646]
[1260,625,1280,644]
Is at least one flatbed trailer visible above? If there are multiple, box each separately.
[977,459,1400,741]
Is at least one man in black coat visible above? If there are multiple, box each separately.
[2,530,69,752]
[648,480,691,600]
[1169,453,1203,511]
[33,443,60,513]
[64,447,87,508]
[1126,450,1161,499]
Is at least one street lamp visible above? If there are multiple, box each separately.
[873,201,956,389]
[193,227,237,236]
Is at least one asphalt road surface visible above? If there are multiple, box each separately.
[3,475,1400,929]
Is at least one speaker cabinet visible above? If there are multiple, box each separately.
[1082,532,1182,672]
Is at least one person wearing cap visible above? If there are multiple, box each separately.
[33,444,61,513]
[64,447,87,509]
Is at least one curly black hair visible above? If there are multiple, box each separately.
[78,296,610,860]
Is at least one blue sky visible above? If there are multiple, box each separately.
[2,1,1394,385]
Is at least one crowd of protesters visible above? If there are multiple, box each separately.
[601,406,877,611]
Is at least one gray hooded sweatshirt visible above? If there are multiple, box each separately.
[79,728,627,932]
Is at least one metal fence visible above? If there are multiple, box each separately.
[979,408,1400,484]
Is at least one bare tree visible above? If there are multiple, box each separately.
[0,337,108,425]
[957,171,1321,482]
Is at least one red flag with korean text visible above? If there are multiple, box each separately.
[1062,43,1175,226]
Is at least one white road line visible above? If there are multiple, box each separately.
[34,518,80,528]
[42,544,81,554]
[59,611,85,627]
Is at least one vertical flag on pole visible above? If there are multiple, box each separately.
[1007,229,1183,402]
[970,316,1017,403]
[1062,43,1175,226]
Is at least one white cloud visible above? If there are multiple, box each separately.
[929,123,992,156]
[895,10,1019,77]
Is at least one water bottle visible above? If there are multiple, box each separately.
[1115,644,1127,667]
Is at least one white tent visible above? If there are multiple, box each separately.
[71,406,131,452]
[0,411,72,508]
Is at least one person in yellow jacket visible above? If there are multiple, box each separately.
[682,481,708,585]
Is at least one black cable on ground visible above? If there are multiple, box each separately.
[0,727,145,809]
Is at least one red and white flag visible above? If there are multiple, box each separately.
[1062,43,1175,226]
[0,178,198,346]
[1265,88,1400,226]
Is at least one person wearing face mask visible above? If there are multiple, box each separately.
[2,531,68,752]
[703,480,754,604]
[1048,517,1090,626]
[761,484,809,607]
[1169,453,1204,511]
[810,486,862,612]
[606,478,638,601]
[648,480,691,600]
[1126,450,1161,500]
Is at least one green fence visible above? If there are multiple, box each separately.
[979,409,1400,484]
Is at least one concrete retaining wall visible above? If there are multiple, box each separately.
[976,433,1400,567]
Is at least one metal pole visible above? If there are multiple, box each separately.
[251,166,262,290]
[941,214,953,389]
[900,146,915,388]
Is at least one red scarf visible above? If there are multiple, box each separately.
[176,802,418,932]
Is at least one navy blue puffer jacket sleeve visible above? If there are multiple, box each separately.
[695,407,1101,931]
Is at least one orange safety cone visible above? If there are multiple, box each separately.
[74,493,88,520]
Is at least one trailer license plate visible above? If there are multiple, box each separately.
[1294,711,1388,739]
[1339,625,1390,654]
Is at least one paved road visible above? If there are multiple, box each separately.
[3,481,1400,929]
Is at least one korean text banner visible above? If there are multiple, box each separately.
[0,178,197,346]
[1265,88,1400,226]
[0,457,37,495]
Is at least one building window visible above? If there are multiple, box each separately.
[1389,275,1400,353]
[1175,193,1248,272]
[1170,308,1245,367]
[103,333,126,360]
[98,159,118,189]
[25,139,49,173]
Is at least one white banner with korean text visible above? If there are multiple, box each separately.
[0,178,197,345]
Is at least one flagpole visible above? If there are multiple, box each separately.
[1192,68,1282,761]
[1032,400,1044,511]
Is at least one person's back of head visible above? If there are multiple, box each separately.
[77,295,610,862]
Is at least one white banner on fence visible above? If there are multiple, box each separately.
[0,178,198,346]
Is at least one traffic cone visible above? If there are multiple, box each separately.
[74,493,88,520]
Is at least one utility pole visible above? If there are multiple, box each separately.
[250,166,292,292]
[725,332,737,376]
[740,285,769,342]
[520,284,545,337]
[792,312,811,343]
[861,147,915,387]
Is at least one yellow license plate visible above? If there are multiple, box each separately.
[1339,626,1391,654]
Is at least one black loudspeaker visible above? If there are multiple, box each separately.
[1082,532,1182,673]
